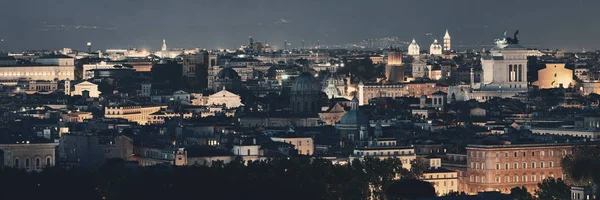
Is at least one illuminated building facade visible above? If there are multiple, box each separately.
[465,144,572,194]
[0,142,59,172]
[104,105,168,125]
[533,63,573,89]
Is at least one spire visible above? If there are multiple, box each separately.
[444,29,451,39]
[412,38,416,43]
[161,39,167,51]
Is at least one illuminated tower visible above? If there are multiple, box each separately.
[387,47,403,65]
[161,39,167,51]
[385,47,404,83]
[443,29,451,52]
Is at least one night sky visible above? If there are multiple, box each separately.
[0,0,598,51]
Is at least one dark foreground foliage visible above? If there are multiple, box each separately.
[0,157,431,200]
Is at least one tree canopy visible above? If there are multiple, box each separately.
[0,157,425,200]
[535,177,571,200]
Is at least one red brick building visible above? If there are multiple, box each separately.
[465,143,572,194]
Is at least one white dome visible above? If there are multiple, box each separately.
[430,39,442,55]
[408,39,420,56]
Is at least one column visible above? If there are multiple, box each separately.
[518,64,523,82]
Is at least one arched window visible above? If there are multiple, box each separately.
[14,158,20,168]
[522,162,527,169]
[540,162,545,168]
[514,163,518,169]
[25,158,30,168]
[531,162,536,169]
[46,157,52,166]
[549,161,554,168]
[35,158,41,169]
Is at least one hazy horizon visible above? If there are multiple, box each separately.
[0,0,598,52]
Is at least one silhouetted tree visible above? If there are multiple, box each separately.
[510,186,534,200]
[385,179,435,200]
[535,177,571,200]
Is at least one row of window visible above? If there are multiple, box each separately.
[470,161,554,169]
[469,150,567,158]
[357,150,412,156]
[427,174,456,179]
[470,174,554,183]
[14,157,53,169]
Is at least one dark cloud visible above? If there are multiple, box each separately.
[0,0,598,51]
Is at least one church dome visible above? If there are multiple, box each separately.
[320,72,346,90]
[430,39,442,55]
[340,97,368,125]
[217,68,241,80]
[408,39,420,56]
[291,72,321,94]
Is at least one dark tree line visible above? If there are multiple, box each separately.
[0,157,434,200]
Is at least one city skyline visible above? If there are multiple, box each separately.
[0,0,599,51]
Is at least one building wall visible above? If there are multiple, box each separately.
[0,66,74,80]
[423,171,458,196]
[232,145,260,156]
[271,137,314,155]
[534,64,573,89]
[465,144,572,194]
[358,82,447,105]
[105,106,167,125]
[188,156,234,166]
[352,148,416,170]
[581,82,600,95]
[59,135,133,168]
[0,143,58,172]
[29,80,58,91]
[72,82,101,97]
[239,117,320,128]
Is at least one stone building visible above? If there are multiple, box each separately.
[70,81,101,98]
[423,157,458,196]
[105,105,168,125]
[59,135,133,168]
[0,142,59,172]
[357,81,448,105]
[465,143,573,194]
[533,63,573,89]
[271,136,314,155]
